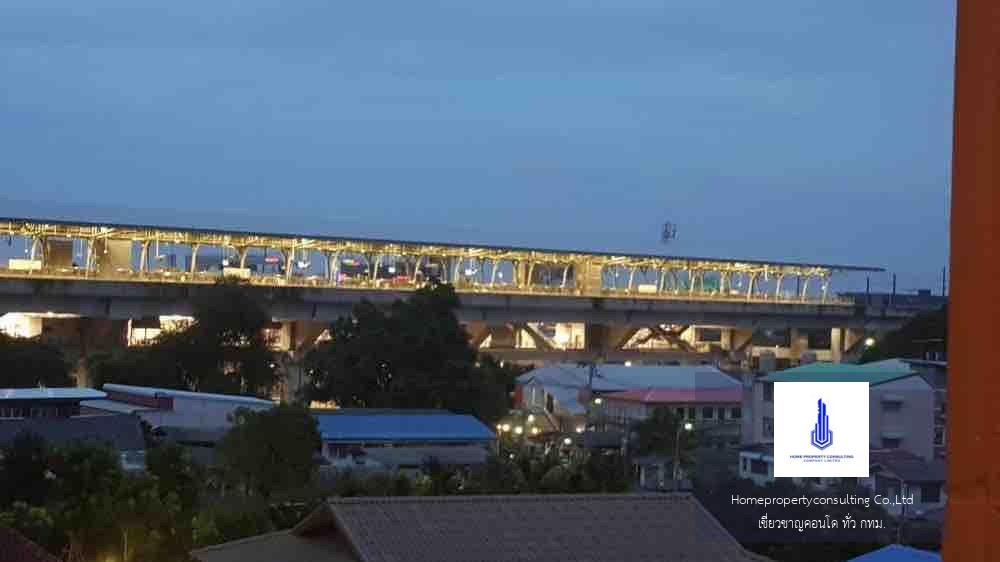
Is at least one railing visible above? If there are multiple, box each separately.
[0,265,856,306]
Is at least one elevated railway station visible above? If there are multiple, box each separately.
[0,217,907,384]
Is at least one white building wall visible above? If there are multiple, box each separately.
[139,397,273,430]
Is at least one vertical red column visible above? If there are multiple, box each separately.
[945,1,1000,560]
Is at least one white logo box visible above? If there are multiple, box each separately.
[774,382,870,478]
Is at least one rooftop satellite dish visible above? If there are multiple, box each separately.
[661,222,678,244]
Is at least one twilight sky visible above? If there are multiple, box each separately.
[0,1,955,292]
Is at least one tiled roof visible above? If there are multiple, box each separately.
[0,414,145,451]
[192,530,354,562]
[605,387,744,404]
[0,527,61,562]
[313,412,495,443]
[295,493,768,562]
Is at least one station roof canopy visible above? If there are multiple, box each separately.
[2,216,884,273]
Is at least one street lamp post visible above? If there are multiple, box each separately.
[673,421,694,491]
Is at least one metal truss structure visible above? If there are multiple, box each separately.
[1,217,881,305]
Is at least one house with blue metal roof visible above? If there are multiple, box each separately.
[312,409,495,473]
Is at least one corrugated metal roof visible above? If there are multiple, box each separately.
[0,388,106,400]
[313,412,495,443]
[605,387,744,404]
[760,362,917,386]
[0,414,145,451]
[518,364,740,392]
[80,399,158,414]
[103,383,274,406]
[847,544,941,562]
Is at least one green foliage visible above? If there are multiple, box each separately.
[111,475,183,562]
[192,498,275,548]
[304,282,519,424]
[0,502,61,555]
[48,442,124,561]
[146,443,204,514]
[462,455,527,494]
[217,404,322,498]
[0,431,54,506]
[862,306,947,362]
[630,407,697,466]
[88,279,281,397]
[0,333,73,388]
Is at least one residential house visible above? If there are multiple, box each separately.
[749,362,935,460]
[191,494,770,562]
[516,363,743,433]
[81,383,274,431]
[313,409,495,474]
[861,449,947,518]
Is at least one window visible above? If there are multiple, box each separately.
[730,407,742,419]
[702,407,714,419]
[883,402,902,413]
[545,393,554,414]
[717,407,727,420]
[763,382,774,402]
[750,459,769,475]
[674,407,685,419]
[741,458,749,472]
[687,407,696,420]
[883,438,902,449]
[763,417,774,438]
[922,483,942,503]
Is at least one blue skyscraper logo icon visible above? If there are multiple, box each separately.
[810,398,833,450]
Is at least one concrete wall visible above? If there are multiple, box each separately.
[869,376,936,461]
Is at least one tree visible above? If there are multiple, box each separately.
[110,475,182,562]
[862,306,947,362]
[89,279,282,397]
[217,404,321,498]
[630,407,697,468]
[304,282,519,424]
[0,431,53,507]
[47,442,124,562]
[0,333,73,388]
[146,443,204,514]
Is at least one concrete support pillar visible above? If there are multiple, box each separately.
[830,328,843,363]
[789,328,807,361]
[189,244,200,274]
